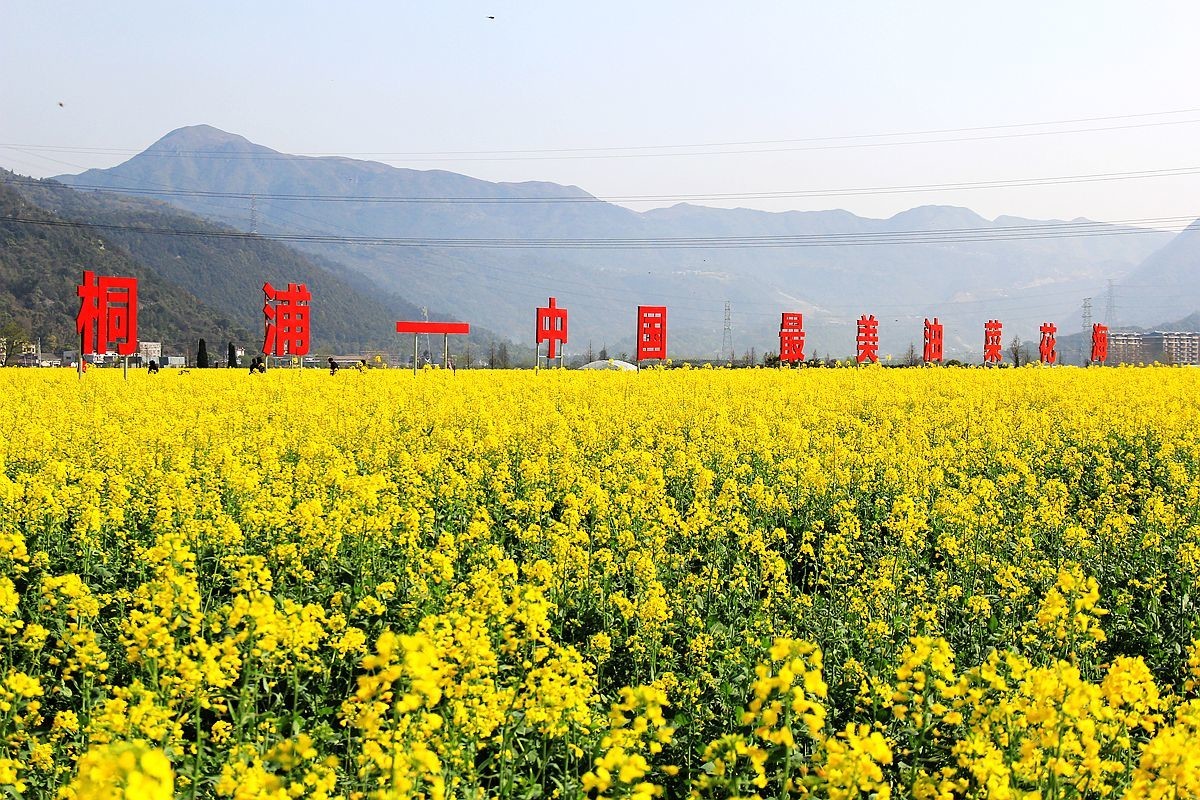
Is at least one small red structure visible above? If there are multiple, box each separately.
[77,270,138,357]
[1039,322,1057,364]
[856,314,879,363]
[535,297,568,366]
[1091,324,1109,364]
[923,318,944,364]
[779,313,806,364]
[983,320,1004,364]
[395,320,470,374]
[263,282,311,357]
[636,306,667,363]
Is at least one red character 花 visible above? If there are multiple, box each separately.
[923,318,944,364]
[535,297,568,360]
[1039,322,1057,364]
[1091,324,1109,363]
[983,319,1004,364]
[779,313,805,363]
[636,305,667,361]
[856,314,879,363]
[263,282,311,357]
[77,270,138,356]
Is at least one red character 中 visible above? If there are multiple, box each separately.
[856,314,879,363]
[1039,322,1057,364]
[636,305,667,361]
[263,282,311,357]
[779,313,805,363]
[923,318,944,364]
[983,320,1004,364]
[1091,324,1109,364]
[535,297,568,360]
[77,270,138,356]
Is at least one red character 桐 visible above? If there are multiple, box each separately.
[77,270,138,356]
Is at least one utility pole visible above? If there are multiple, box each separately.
[721,300,735,365]
[1105,279,1117,327]
[421,307,432,364]
[249,195,259,234]
[1081,297,1092,365]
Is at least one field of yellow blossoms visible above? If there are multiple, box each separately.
[2,366,1200,800]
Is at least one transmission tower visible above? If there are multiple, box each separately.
[721,301,735,364]
[421,307,433,364]
[1081,297,1092,365]
[1104,279,1117,327]
[249,195,259,234]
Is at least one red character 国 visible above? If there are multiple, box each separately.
[636,305,667,361]
[535,297,568,360]
[77,270,138,356]
[779,313,805,363]
[923,318,944,364]
[263,282,311,357]
[1091,324,1109,363]
[856,314,879,363]
[983,320,1004,364]
[1039,322,1057,364]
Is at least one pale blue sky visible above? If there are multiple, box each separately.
[3,1,1198,223]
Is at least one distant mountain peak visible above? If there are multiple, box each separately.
[147,125,271,153]
[886,205,987,228]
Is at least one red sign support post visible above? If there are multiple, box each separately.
[395,321,470,375]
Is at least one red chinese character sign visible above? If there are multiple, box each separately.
[856,314,879,363]
[77,270,138,357]
[263,282,311,357]
[1091,324,1109,364]
[779,313,805,364]
[636,306,667,362]
[984,320,1004,364]
[923,318,944,364]
[1039,322,1057,365]
[535,297,568,365]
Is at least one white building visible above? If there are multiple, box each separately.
[139,341,162,362]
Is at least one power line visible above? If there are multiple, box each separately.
[3,214,1192,249]
[4,106,1200,161]
[7,163,1200,205]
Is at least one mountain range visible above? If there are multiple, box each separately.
[1,124,1196,361]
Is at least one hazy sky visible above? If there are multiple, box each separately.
[3,1,1199,224]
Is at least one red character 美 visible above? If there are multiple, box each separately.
[856,314,879,363]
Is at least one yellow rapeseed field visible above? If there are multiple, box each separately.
[1,366,1199,800]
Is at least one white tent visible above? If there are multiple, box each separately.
[578,359,638,371]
